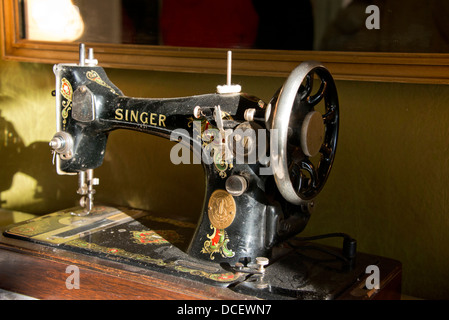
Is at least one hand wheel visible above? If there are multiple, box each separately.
[269,61,339,205]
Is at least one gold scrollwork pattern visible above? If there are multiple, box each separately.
[131,230,184,245]
[60,78,72,129]
[67,238,237,282]
[201,225,235,260]
[86,70,118,95]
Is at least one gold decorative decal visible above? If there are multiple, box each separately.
[69,238,238,282]
[4,205,239,283]
[201,225,235,260]
[208,189,236,230]
[69,239,166,266]
[131,230,183,245]
[86,70,118,95]
[60,78,72,129]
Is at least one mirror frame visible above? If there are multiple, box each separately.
[2,0,449,84]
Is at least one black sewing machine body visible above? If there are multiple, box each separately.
[50,59,320,265]
[2,46,399,300]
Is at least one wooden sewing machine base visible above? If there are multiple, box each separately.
[0,206,402,300]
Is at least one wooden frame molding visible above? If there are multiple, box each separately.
[2,0,449,84]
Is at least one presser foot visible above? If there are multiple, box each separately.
[75,169,99,216]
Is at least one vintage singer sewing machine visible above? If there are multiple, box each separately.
[0,45,401,300]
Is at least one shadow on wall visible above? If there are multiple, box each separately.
[0,111,74,214]
[0,59,206,223]
[0,111,205,221]
[94,130,205,223]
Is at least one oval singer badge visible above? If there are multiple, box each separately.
[208,190,236,229]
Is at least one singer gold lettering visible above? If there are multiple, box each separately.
[115,108,166,127]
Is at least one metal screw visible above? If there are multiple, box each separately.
[234,262,244,271]
[244,108,256,121]
[256,257,269,273]
[49,137,63,150]
[193,106,202,118]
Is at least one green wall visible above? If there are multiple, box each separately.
[1,58,449,299]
